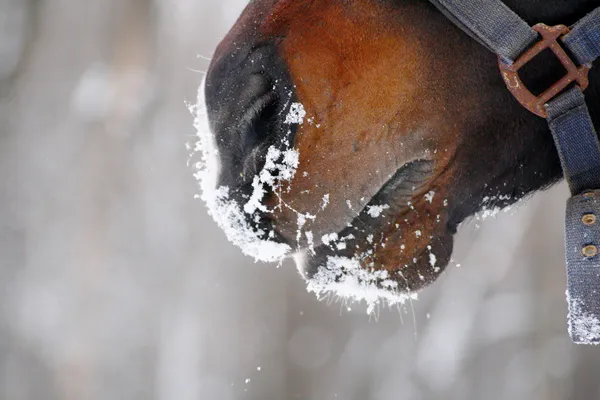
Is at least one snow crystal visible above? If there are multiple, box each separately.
[366,204,390,218]
[424,191,435,203]
[321,232,339,246]
[244,176,268,215]
[305,231,315,254]
[321,194,330,210]
[284,102,306,124]
[474,194,519,221]
[429,253,437,268]
[476,207,502,220]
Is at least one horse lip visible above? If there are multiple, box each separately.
[280,159,435,252]
[345,159,436,232]
[380,159,434,195]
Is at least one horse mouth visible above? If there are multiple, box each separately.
[289,159,447,302]
[199,69,452,309]
[219,92,449,303]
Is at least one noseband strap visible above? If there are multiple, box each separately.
[428,0,538,62]
[429,0,600,344]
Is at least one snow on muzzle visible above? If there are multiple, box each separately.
[190,77,296,262]
[191,78,420,314]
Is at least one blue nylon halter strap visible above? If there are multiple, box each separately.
[564,10,600,66]
[546,87,600,195]
[427,0,538,62]
[428,0,600,344]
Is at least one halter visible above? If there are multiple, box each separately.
[428,0,600,344]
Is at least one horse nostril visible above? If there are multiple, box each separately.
[204,43,296,191]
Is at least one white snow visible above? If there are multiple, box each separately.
[321,194,330,210]
[192,78,419,312]
[429,253,437,268]
[306,255,418,315]
[567,293,600,345]
[425,191,435,204]
[321,233,339,246]
[190,77,292,262]
[284,102,306,125]
[366,204,390,218]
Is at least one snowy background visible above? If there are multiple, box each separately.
[1,0,600,399]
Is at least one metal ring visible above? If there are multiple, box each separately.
[582,245,599,258]
[582,214,597,226]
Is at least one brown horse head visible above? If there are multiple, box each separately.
[199,0,600,306]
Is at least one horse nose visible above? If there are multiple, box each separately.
[204,43,295,187]
[205,59,272,133]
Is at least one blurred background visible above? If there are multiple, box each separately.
[1,0,600,399]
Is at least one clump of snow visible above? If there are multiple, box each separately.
[321,232,339,246]
[424,191,435,203]
[474,194,519,221]
[567,293,600,345]
[194,183,291,262]
[189,77,292,262]
[306,255,418,315]
[321,194,330,210]
[429,253,437,268]
[284,102,306,124]
[366,204,390,218]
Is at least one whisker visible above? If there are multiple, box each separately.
[187,67,207,75]
[396,303,404,325]
[408,294,418,340]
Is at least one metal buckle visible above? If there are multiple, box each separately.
[498,23,591,118]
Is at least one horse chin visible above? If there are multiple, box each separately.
[292,206,454,310]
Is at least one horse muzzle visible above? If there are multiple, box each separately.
[200,42,300,260]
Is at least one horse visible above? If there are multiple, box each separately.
[199,0,600,308]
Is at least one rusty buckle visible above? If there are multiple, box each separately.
[498,23,592,118]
